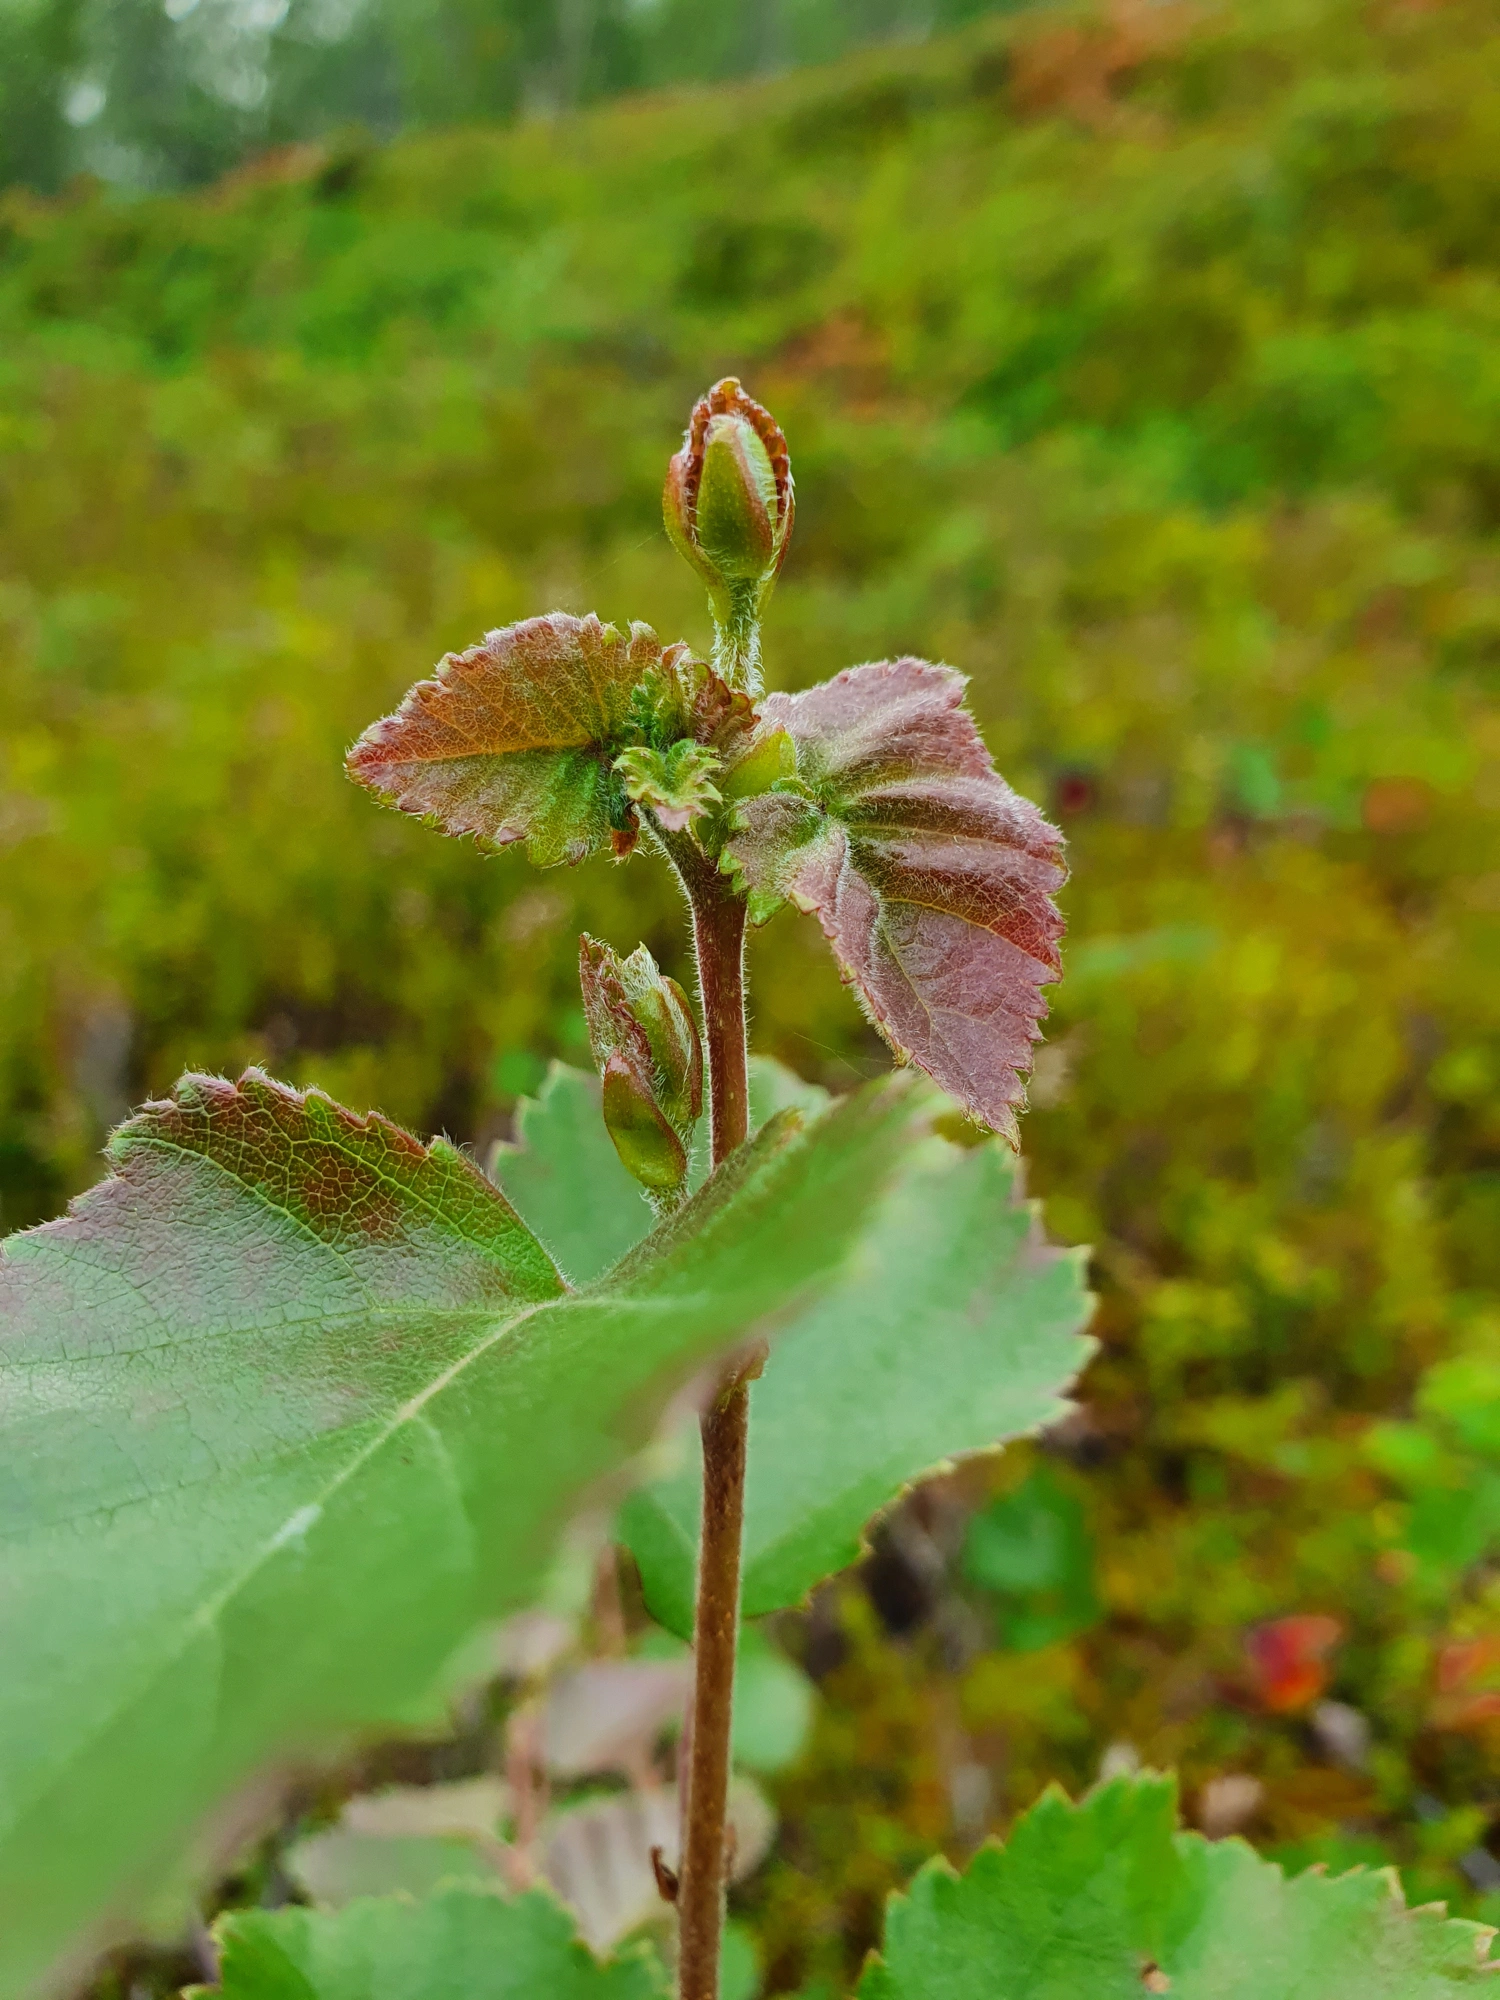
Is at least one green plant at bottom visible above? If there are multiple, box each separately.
[0,380,1489,1999]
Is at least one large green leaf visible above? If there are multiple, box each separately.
[619,1135,1094,1636]
[202,1886,669,2000]
[858,1773,1497,1999]
[0,1065,917,1997]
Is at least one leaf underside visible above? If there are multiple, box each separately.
[620,1131,1094,1637]
[724,660,1067,1140]
[491,1059,1093,1639]
[203,1885,669,2000]
[858,1773,1497,1999]
[490,1064,654,1285]
[345,614,692,866]
[0,1065,919,1998]
[492,1057,827,1287]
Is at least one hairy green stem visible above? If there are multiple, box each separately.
[712,583,765,700]
[661,831,753,2000]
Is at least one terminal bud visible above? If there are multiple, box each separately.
[579,935,703,1204]
[664,379,794,691]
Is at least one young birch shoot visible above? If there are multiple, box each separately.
[0,378,1489,2000]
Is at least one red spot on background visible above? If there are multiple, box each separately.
[1054,770,1097,818]
[1244,1615,1342,1713]
[1432,1635,1500,1731]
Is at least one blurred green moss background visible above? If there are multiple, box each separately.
[11,0,1500,1982]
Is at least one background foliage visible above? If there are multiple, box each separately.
[7,0,1500,1989]
[1,0,1028,195]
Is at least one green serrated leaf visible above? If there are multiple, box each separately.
[0,1065,918,1997]
[489,1063,652,1285]
[499,1061,1089,1638]
[621,1135,1094,1637]
[494,1058,828,1287]
[858,1773,1498,1999]
[201,1886,669,2000]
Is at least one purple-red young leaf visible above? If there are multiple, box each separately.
[724,660,1066,1140]
[347,614,694,867]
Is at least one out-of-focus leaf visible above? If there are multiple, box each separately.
[543,1777,773,1952]
[1243,1614,1343,1715]
[719,1920,761,2000]
[543,1791,680,1958]
[286,1829,502,1907]
[859,1773,1496,1998]
[286,1768,771,1955]
[962,1466,1100,1652]
[542,1660,690,1779]
[341,1777,511,1841]
[202,1886,668,1999]
[346,615,693,867]
[723,661,1066,1139]
[630,1623,815,1773]
[284,1778,512,1906]
[0,1065,919,1997]
[622,1136,1093,1636]
[729,1625,816,1774]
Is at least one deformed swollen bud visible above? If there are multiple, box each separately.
[663,378,794,694]
[579,935,703,1207]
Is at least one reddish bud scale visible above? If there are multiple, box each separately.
[664,379,796,696]
[666,378,794,580]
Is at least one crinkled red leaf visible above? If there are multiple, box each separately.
[724,660,1066,1140]
[347,614,693,867]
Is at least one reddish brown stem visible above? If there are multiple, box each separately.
[659,831,753,2000]
[685,856,750,1163]
[677,1364,753,2000]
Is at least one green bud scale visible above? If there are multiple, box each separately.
[578,934,703,1207]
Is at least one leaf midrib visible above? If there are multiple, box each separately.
[0,1288,556,1852]
[0,1126,577,1851]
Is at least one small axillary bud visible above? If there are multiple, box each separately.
[579,935,703,1207]
[663,378,794,694]
[721,725,797,802]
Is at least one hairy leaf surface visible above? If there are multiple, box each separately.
[346,615,693,865]
[619,1132,1092,1635]
[0,1066,917,1996]
[203,1886,668,2000]
[724,661,1066,1138]
[859,1773,1496,1999]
